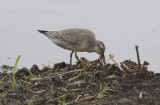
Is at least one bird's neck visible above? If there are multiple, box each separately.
[86,44,96,53]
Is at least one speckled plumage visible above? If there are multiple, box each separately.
[38,28,106,65]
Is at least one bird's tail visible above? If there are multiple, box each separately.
[37,30,48,35]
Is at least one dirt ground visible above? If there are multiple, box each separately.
[0,59,160,105]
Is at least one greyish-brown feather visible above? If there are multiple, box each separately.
[45,28,96,52]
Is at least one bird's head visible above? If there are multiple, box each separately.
[94,40,106,64]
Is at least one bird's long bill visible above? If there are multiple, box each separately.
[101,53,106,64]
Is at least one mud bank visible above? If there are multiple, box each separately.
[0,60,159,105]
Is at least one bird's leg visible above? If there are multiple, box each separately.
[75,52,80,62]
[70,51,74,65]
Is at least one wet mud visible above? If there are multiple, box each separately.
[0,59,160,105]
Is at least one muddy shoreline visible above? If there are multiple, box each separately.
[0,60,160,105]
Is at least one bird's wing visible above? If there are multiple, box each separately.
[39,28,96,50]
[46,31,78,45]
[59,28,96,45]
[46,29,92,44]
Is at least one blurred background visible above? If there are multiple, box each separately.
[0,0,160,72]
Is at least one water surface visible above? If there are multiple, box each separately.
[0,0,160,72]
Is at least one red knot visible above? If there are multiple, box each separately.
[38,28,106,65]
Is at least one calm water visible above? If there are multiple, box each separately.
[0,0,160,72]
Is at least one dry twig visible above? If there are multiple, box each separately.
[122,63,137,72]
[31,77,42,82]
[33,90,45,94]
[80,57,104,68]
[50,69,82,79]
[69,88,82,92]
[109,54,125,73]
[98,56,104,68]
[46,94,66,103]
[135,45,142,71]
[122,63,129,70]
[68,75,81,82]
[75,95,82,102]
[141,61,149,70]
[76,96,95,103]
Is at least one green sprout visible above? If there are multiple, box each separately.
[27,98,33,105]
[42,61,53,68]
[93,70,100,77]
[12,55,21,90]
[50,84,54,94]
[97,83,113,100]
[107,74,116,79]
[0,92,7,103]
[0,74,10,86]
